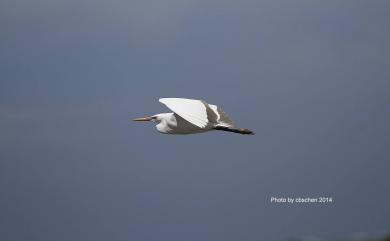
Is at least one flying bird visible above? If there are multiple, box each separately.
[133,98,254,135]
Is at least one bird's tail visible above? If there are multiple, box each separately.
[214,126,255,135]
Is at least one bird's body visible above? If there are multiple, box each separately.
[153,113,210,134]
[133,98,254,135]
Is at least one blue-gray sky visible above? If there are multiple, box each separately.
[1,0,390,241]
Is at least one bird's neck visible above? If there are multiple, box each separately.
[155,113,175,134]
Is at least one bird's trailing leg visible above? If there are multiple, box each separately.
[214,126,255,135]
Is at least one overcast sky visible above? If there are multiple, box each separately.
[1,0,390,241]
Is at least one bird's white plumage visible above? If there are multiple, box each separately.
[209,104,220,119]
[208,104,234,128]
[159,98,209,128]
[134,97,254,135]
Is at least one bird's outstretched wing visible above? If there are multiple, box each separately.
[159,98,210,128]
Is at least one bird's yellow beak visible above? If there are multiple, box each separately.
[133,116,153,122]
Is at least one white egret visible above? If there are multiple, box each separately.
[133,98,254,135]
